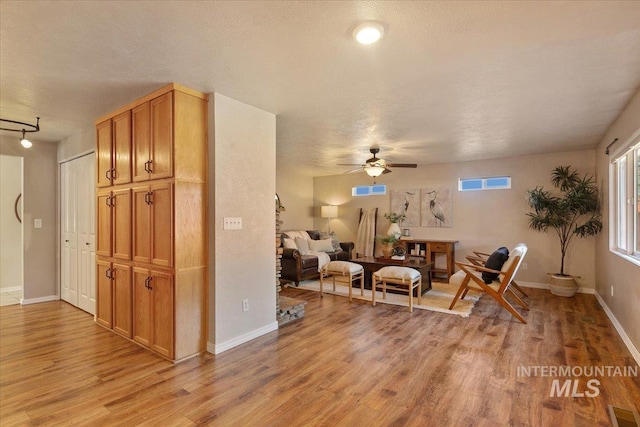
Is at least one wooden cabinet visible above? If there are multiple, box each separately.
[96,188,131,260]
[133,92,173,182]
[97,111,132,188]
[132,183,173,267]
[96,259,132,338]
[94,83,207,362]
[96,259,112,328]
[399,239,458,281]
[133,268,174,358]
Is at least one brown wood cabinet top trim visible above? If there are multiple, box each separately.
[95,83,209,125]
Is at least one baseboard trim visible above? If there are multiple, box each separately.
[208,321,279,355]
[21,295,59,305]
[519,281,595,294]
[594,292,640,367]
[0,286,22,293]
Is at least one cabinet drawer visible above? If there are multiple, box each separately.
[430,242,449,252]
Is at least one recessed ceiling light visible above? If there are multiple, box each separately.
[353,22,384,45]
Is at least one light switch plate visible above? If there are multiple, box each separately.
[223,217,242,230]
[34,219,43,228]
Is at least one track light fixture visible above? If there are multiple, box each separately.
[0,117,40,149]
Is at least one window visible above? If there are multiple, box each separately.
[458,176,511,191]
[611,136,640,263]
[352,184,386,196]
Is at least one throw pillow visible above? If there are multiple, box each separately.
[308,238,334,253]
[294,237,310,255]
[282,237,297,250]
[319,231,342,251]
[482,247,509,284]
[329,232,342,251]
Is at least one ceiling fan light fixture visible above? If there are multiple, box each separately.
[353,22,384,45]
[365,165,385,177]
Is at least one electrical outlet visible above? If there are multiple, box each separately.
[242,299,249,312]
[611,286,614,297]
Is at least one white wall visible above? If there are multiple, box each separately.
[311,150,597,288]
[595,87,640,354]
[0,155,23,290]
[57,124,95,162]
[0,135,58,301]
[210,93,277,353]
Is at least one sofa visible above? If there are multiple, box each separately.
[281,230,354,285]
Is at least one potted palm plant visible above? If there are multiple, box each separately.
[526,165,602,297]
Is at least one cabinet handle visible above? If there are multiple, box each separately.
[144,160,153,173]
[110,168,116,180]
[147,160,153,173]
[105,169,111,181]
[105,195,112,207]
[105,268,112,279]
[147,277,153,290]
[147,191,153,205]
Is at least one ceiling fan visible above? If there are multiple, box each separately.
[338,148,417,178]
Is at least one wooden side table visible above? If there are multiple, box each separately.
[398,239,458,281]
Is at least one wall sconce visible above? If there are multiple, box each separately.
[321,205,338,233]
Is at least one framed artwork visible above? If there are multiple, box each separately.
[390,189,420,226]
[421,186,453,227]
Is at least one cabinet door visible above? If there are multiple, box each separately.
[151,270,174,358]
[112,111,132,186]
[132,185,151,264]
[112,263,132,338]
[112,188,132,260]
[132,102,151,182]
[151,183,173,267]
[96,190,112,257]
[96,259,112,328]
[132,268,153,348]
[150,92,173,180]
[96,120,112,188]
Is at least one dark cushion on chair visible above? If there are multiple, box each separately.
[482,247,509,284]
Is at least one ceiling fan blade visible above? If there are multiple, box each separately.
[382,168,392,174]
[387,163,417,168]
[337,163,365,166]
[343,167,364,174]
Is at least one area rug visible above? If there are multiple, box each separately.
[296,279,483,317]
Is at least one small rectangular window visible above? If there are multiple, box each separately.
[459,176,511,191]
[352,184,386,197]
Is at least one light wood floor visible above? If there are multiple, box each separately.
[1,286,639,426]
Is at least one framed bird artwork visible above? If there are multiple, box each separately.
[421,187,453,227]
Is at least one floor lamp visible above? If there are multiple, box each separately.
[321,205,338,233]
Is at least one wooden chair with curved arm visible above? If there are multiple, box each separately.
[465,244,528,298]
[449,244,530,323]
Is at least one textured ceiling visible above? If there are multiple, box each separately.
[1,1,639,177]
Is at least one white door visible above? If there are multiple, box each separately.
[60,154,96,314]
[61,160,78,305]
[77,155,96,314]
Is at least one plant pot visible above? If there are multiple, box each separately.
[387,223,402,239]
[549,274,578,297]
[381,243,393,258]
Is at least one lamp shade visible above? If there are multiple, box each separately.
[321,205,338,218]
